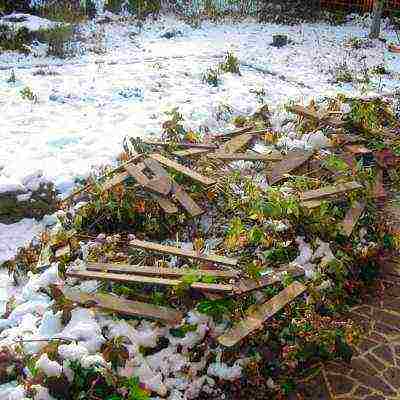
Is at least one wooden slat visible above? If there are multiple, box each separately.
[125,163,171,196]
[218,282,306,347]
[173,149,212,158]
[151,194,178,214]
[208,152,282,162]
[143,139,218,150]
[130,239,238,267]
[234,265,304,295]
[299,181,363,202]
[149,154,216,186]
[268,151,313,185]
[172,185,203,217]
[344,144,372,155]
[86,262,239,279]
[340,201,366,237]
[287,105,345,127]
[60,286,182,325]
[67,270,233,293]
[102,171,129,191]
[218,134,253,154]
[144,158,203,217]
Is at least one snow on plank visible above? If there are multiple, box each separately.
[66,270,233,293]
[218,281,306,347]
[268,151,313,185]
[234,265,304,295]
[299,181,363,202]
[149,153,216,186]
[86,262,239,279]
[340,201,366,237]
[130,239,238,267]
[208,152,282,162]
[60,286,182,325]
[218,134,253,154]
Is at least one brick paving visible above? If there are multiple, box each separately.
[299,271,400,400]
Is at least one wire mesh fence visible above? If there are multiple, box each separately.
[320,0,400,13]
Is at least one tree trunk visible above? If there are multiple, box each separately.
[370,0,385,39]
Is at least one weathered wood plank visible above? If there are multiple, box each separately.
[344,144,372,155]
[287,105,345,127]
[299,181,363,202]
[268,151,313,185]
[173,149,212,158]
[144,158,203,217]
[208,152,282,162]
[172,184,204,217]
[218,282,306,347]
[143,139,218,150]
[125,163,171,196]
[149,153,216,186]
[60,286,182,325]
[234,265,304,295]
[151,194,178,214]
[67,270,233,293]
[86,262,239,279]
[340,201,366,237]
[218,134,253,154]
[130,239,238,267]
[102,171,129,191]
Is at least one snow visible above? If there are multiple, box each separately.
[0,219,42,265]
[0,16,399,200]
[0,13,60,33]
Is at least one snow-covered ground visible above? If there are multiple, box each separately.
[0,14,399,263]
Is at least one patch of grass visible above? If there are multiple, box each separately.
[218,51,241,75]
[36,25,75,58]
[202,67,221,87]
[20,86,38,102]
[37,1,88,23]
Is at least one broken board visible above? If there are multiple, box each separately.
[208,152,282,162]
[130,239,238,267]
[287,105,345,128]
[299,181,363,202]
[86,262,239,279]
[340,201,366,237]
[234,265,304,295]
[268,151,313,185]
[102,171,130,191]
[149,153,216,186]
[60,286,183,325]
[217,281,306,347]
[218,134,253,154]
[173,149,212,158]
[67,269,233,293]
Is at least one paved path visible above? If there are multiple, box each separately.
[299,270,400,400]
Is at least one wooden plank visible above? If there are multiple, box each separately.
[218,134,253,154]
[143,139,218,150]
[234,265,304,295]
[102,171,129,191]
[344,144,372,155]
[173,149,212,158]
[125,163,171,196]
[152,194,178,214]
[299,181,363,202]
[208,152,282,162]
[172,184,203,217]
[144,158,203,217]
[60,286,182,325]
[66,270,233,293]
[130,239,238,267]
[340,201,366,237]
[301,199,323,209]
[86,262,239,279]
[149,153,216,186]
[268,151,313,185]
[218,282,306,347]
[287,105,345,127]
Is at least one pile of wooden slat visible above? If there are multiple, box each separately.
[62,103,375,347]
